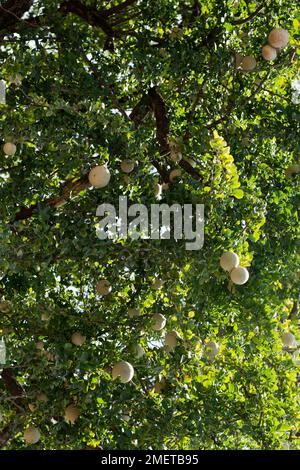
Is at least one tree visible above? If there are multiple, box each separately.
[0,0,299,450]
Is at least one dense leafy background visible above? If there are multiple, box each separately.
[0,0,299,450]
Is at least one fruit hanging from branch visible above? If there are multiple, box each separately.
[112,361,134,383]
[88,165,111,188]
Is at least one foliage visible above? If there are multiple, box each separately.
[0,0,299,450]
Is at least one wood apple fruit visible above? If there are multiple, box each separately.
[220,252,239,271]
[96,279,112,295]
[262,45,277,61]
[120,160,135,173]
[88,165,111,188]
[64,404,80,424]
[112,361,134,383]
[282,331,296,347]
[152,313,167,331]
[240,56,256,72]
[169,169,182,183]
[71,332,86,346]
[268,28,289,49]
[230,267,249,285]
[24,426,41,444]
[3,142,16,155]
[165,330,180,350]
[128,308,140,317]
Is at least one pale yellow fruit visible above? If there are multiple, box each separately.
[205,340,220,358]
[37,393,48,402]
[36,341,44,351]
[88,165,110,188]
[282,331,296,347]
[169,141,182,162]
[120,160,135,173]
[135,344,145,358]
[240,56,256,72]
[28,403,37,412]
[268,28,289,49]
[165,330,180,350]
[220,252,239,272]
[41,312,50,321]
[24,426,41,444]
[128,308,140,318]
[64,404,80,424]
[152,313,167,331]
[0,301,11,313]
[112,361,134,383]
[230,267,249,285]
[152,278,164,290]
[96,279,111,295]
[71,332,86,346]
[3,142,16,155]
[285,164,300,179]
[44,351,55,361]
[169,169,182,183]
[262,45,277,61]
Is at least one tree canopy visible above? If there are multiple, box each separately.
[0,0,299,450]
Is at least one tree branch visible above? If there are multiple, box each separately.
[148,87,170,155]
[14,174,90,222]
[231,2,266,25]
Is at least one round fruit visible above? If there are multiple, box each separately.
[0,301,11,313]
[65,404,80,424]
[24,426,41,444]
[112,361,134,383]
[88,165,111,188]
[152,313,167,331]
[282,331,296,347]
[44,351,55,361]
[3,142,16,155]
[28,403,37,412]
[205,340,220,358]
[262,45,277,61]
[36,341,44,351]
[169,169,182,183]
[152,278,164,290]
[240,56,256,72]
[230,267,249,285]
[71,332,86,346]
[37,393,48,402]
[128,308,140,318]
[41,312,50,321]
[96,279,111,295]
[120,160,135,173]
[268,28,289,49]
[220,252,239,272]
[285,164,300,179]
[165,330,180,350]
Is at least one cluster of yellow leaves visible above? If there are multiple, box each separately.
[207,130,244,200]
